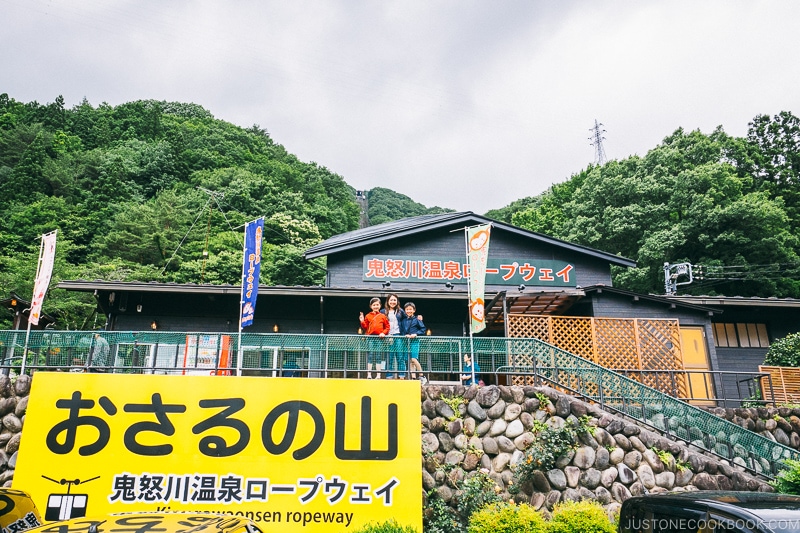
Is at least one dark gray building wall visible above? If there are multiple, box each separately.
[326,228,613,291]
[714,346,768,403]
[108,290,471,337]
[709,305,800,341]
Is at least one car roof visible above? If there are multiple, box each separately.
[26,513,262,533]
[621,490,800,518]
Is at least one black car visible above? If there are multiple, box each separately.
[618,491,800,533]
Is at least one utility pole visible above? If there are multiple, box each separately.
[589,119,607,166]
[664,262,694,295]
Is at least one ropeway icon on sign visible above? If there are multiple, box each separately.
[41,475,98,521]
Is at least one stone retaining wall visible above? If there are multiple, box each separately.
[708,406,800,450]
[422,384,773,517]
[0,374,29,487]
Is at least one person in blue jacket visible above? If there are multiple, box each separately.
[460,353,481,386]
[400,302,427,383]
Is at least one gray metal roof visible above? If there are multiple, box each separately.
[55,280,479,300]
[583,285,720,314]
[304,211,637,267]
[668,294,800,309]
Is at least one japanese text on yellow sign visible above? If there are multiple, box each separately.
[13,374,421,532]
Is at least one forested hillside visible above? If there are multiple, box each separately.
[365,187,452,225]
[0,94,367,328]
[2,93,799,328]
[492,112,800,298]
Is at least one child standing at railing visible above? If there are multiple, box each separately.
[400,301,426,383]
[359,297,389,379]
[461,353,481,386]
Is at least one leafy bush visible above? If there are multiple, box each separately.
[424,470,503,533]
[456,470,503,524]
[764,333,800,367]
[547,500,615,533]
[467,502,546,533]
[353,520,418,533]
[509,417,595,494]
[771,458,800,494]
[423,490,460,533]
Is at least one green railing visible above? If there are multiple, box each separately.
[1,330,796,477]
[0,330,506,379]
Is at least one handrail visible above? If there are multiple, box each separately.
[494,337,799,478]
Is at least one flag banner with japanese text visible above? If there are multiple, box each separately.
[30,230,57,325]
[240,218,264,328]
[14,373,422,533]
[467,224,491,333]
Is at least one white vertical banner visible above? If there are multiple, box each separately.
[29,230,57,325]
[466,224,491,334]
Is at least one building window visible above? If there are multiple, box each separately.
[712,322,770,348]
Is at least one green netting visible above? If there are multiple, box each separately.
[1,329,795,477]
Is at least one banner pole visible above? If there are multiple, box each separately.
[464,228,475,384]
[22,232,50,374]
[237,221,247,377]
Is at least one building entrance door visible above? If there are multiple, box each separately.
[680,326,715,405]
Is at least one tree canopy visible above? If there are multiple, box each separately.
[509,116,800,297]
[0,95,363,328]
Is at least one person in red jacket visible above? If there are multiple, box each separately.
[359,297,389,378]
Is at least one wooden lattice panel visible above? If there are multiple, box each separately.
[759,366,800,404]
[637,319,686,396]
[507,315,549,340]
[593,318,639,369]
[506,313,690,399]
[548,317,595,361]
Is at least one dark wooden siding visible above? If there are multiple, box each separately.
[327,227,614,290]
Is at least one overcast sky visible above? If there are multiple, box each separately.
[3,1,799,214]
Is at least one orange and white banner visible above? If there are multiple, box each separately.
[30,231,57,325]
[467,224,491,333]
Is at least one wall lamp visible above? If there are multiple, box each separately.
[273,323,279,333]
[150,320,158,331]
[136,304,143,313]
[445,282,454,290]
[518,284,526,293]
[426,328,432,336]
[381,281,392,289]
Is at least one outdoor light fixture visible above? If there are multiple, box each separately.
[273,324,279,333]
[150,320,158,331]
[518,284,526,293]
[426,328,432,336]
[382,281,392,289]
[445,282,454,290]
[136,304,142,313]
[358,327,364,335]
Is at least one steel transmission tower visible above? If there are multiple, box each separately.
[589,119,607,165]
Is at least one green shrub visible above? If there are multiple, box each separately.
[456,470,503,523]
[771,458,800,494]
[353,519,418,533]
[424,470,503,533]
[509,422,581,494]
[764,333,800,367]
[424,490,460,533]
[468,502,546,533]
[547,500,615,533]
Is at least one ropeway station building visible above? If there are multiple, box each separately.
[9,212,800,405]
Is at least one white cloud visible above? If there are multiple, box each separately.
[2,0,799,213]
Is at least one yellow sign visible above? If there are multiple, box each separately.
[0,488,43,533]
[14,374,421,532]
